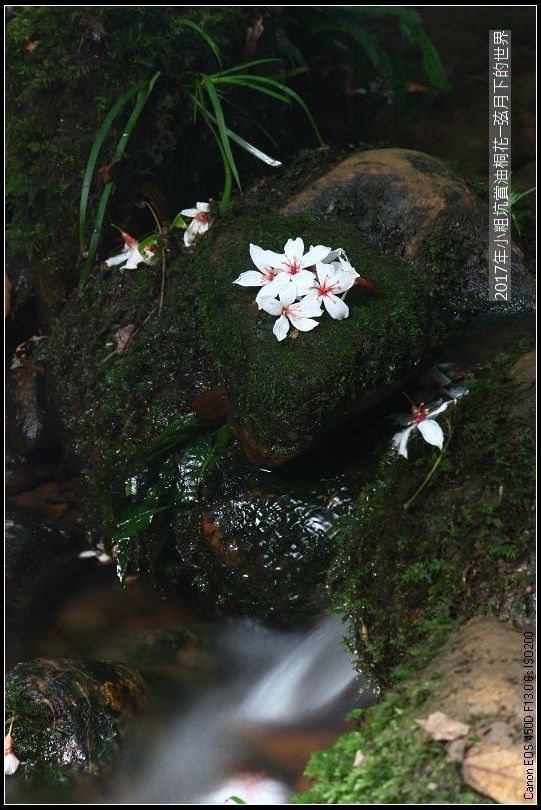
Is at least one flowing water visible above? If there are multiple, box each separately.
[105,614,376,805]
[5,576,377,805]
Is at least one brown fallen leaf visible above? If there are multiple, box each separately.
[415,711,470,741]
[462,740,529,804]
[113,324,136,353]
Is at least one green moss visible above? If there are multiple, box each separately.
[291,669,490,805]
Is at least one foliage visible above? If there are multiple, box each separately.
[5,6,321,301]
[106,414,232,584]
[509,183,535,236]
[274,5,451,105]
[78,71,161,289]
[77,18,324,289]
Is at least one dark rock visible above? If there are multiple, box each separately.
[5,657,147,784]
[281,148,534,314]
[5,361,60,456]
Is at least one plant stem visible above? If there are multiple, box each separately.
[403,422,453,512]
[143,202,166,317]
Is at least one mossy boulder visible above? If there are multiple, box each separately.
[195,212,450,467]
[281,148,534,314]
[5,657,147,786]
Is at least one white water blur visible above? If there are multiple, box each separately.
[107,614,377,805]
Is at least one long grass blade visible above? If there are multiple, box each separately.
[200,74,241,191]
[79,78,148,253]
[204,109,282,166]
[78,72,160,290]
[177,18,223,67]
[212,73,323,146]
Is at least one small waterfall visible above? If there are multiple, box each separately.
[109,614,376,805]
[236,615,364,725]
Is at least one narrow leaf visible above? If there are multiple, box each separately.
[177,18,223,67]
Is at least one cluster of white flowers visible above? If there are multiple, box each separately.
[233,237,361,341]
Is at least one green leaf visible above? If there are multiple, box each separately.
[176,18,223,67]
[78,71,160,291]
[203,110,282,167]
[398,19,452,91]
[170,212,187,230]
[78,78,149,253]
[200,73,242,191]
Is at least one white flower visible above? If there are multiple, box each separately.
[105,230,156,270]
[180,202,212,247]
[256,237,331,299]
[392,400,452,459]
[259,284,322,341]
[233,243,282,307]
[302,261,355,320]
[322,248,360,280]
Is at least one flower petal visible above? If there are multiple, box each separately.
[428,400,453,418]
[233,270,266,287]
[418,418,445,449]
[289,315,320,332]
[258,272,290,299]
[5,752,20,776]
[249,243,282,271]
[392,426,413,458]
[302,243,333,267]
[105,245,130,267]
[259,297,283,316]
[283,237,304,259]
[322,294,350,320]
[273,314,290,341]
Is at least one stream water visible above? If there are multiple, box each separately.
[104,614,376,805]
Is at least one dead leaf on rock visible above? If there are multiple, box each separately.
[415,710,470,741]
[462,740,528,804]
[113,324,136,353]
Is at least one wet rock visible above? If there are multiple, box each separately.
[5,360,60,456]
[281,147,534,313]
[4,657,148,785]
[184,454,362,620]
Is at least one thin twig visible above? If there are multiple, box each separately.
[143,202,167,317]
